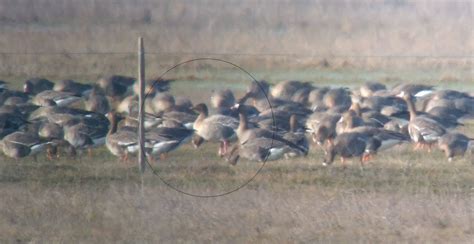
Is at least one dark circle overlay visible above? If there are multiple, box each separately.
[143,58,276,198]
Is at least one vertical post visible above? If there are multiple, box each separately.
[138,37,146,173]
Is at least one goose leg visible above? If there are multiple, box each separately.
[88,148,93,158]
[223,140,229,155]
[160,153,167,160]
[218,142,224,157]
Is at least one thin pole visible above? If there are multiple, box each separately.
[138,37,146,173]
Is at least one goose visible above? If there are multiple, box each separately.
[152,93,175,114]
[239,80,311,116]
[271,80,314,102]
[97,75,135,100]
[323,132,369,167]
[32,90,82,107]
[392,83,434,97]
[323,88,352,111]
[307,87,330,111]
[53,79,93,96]
[192,103,238,156]
[225,137,304,165]
[283,114,309,155]
[0,131,53,159]
[398,91,446,150]
[133,77,173,97]
[0,111,29,139]
[63,116,109,156]
[306,112,341,146]
[23,78,54,95]
[437,133,473,162]
[233,104,307,155]
[105,112,139,161]
[359,81,386,98]
[84,87,110,114]
[0,80,6,90]
[145,127,194,160]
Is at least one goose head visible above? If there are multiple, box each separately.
[191,103,209,116]
[322,144,336,166]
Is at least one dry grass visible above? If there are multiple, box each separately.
[0,141,473,243]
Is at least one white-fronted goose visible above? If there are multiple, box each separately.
[32,90,82,107]
[133,77,173,97]
[323,132,368,167]
[1,131,52,159]
[23,78,54,95]
[97,75,135,100]
[271,80,314,102]
[63,117,109,156]
[105,112,139,161]
[283,114,309,155]
[84,87,110,114]
[392,83,434,97]
[192,103,238,156]
[398,91,446,150]
[438,133,473,162]
[145,127,193,159]
[152,93,175,114]
[234,104,307,155]
[359,81,386,98]
[225,137,304,165]
[54,79,93,96]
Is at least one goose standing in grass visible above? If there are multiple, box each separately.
[437,133,473,162]
[225,137,304,165]
[323,132,369,167]
[63,116,109,157]
[105,112,139,161]
[192,103,238,157]
[145,126,194,160]
[398,91,446,151]
[233,104,307,156]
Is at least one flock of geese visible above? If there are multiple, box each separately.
[0,76,473,167]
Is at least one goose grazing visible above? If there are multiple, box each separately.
[192,103,238,157]
[323,132,369,167]
[63,116,109,156]
[233,104,307,156]
[105,112,139,161]
[53,79,93,96]
[1,131,53,160]
[398,91,446,150]
[225,137,304,165]
[23,78,54,95]
[437,133,473,162]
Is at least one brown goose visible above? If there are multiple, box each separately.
[32,90,82,107]
[0,131,53,159]
[234,104,307,155]
[323,132,368,167]
[192,103,238,156]
[225,137,304,165]
[23,78,54,95]
[84,87,110,114]
[437,133,473,162]
[359,81,386,98]
[53,79,93,96]
[398,91,446,150]
[105,112,139,161]
[97,75,135,100]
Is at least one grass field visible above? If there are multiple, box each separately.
[1,0,474,243]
